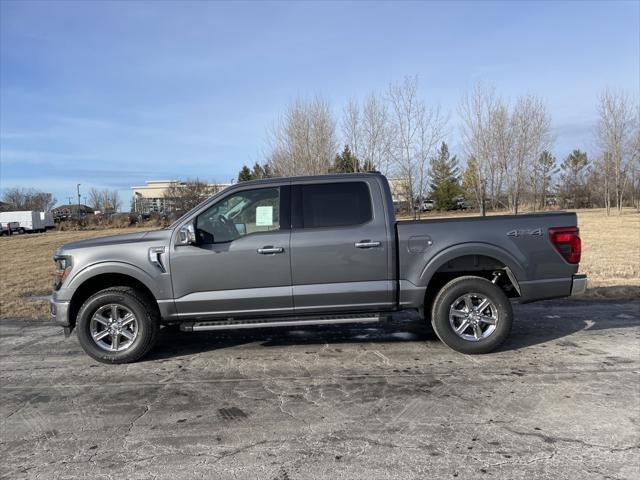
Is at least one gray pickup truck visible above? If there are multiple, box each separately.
[51,173,586,363]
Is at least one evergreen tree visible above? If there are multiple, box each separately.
[250,163,262,179]
[238,162,273,182]
[331,145,359,173]
[559,149,589,208]
[534,150,556,210]
[429,142,463,210]
[251,162,268,179]
[462,156,479,205]
[237,165,252,182]
[361,158,375,172]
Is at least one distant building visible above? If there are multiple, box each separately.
[0,201,14,212]
[131,180,231,214]
[387,177,411,204]
[52,204,94,220]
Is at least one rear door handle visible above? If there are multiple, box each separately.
[355,240,382,249]
[257,246,284,254]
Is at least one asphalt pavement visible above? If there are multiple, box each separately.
[1,300,639,479]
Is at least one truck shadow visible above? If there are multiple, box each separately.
[145,300,640,361]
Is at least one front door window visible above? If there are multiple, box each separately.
[195,187,280,244]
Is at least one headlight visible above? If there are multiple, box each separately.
[53,255,73,289]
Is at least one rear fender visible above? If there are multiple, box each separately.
[418,242,527,288]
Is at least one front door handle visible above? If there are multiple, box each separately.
[257,246,284,254]
[355,240,382,249]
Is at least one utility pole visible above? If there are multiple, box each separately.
[77,184,81,219]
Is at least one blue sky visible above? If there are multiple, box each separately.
[1,0,638,209]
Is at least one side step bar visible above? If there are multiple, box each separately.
[180,314,382,332]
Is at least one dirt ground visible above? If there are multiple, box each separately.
[0,208,638,320]
[1,300,638,479]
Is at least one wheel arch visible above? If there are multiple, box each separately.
[68,271,160,331]
[419,243,525,319]
[419,243,526,284]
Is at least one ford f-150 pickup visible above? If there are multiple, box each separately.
[50,173,586,363]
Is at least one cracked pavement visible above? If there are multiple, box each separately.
[1,300,639,479]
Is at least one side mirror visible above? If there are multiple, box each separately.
[177,223,196,246]
[235,223,246,236]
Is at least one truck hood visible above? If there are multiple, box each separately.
[57,229,172,253]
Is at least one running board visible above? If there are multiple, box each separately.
[180,314,382,332]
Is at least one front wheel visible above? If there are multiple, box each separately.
[76,287,159,364]
[431,276,512,354]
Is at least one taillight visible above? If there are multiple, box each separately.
[549,227,581,264]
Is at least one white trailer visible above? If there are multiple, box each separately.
[40,211,55,229]
[0,211,46,233]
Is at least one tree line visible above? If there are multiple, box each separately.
[1,186,123,214]
[87,188,121,213]
[2,78,636,217]
[1,187,56,211]
[236,77,639,216]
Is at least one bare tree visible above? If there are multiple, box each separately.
[416,103,447,217]
[267,97,337,176]
[342,98,362,171]
[163,179,215,214]
[629,127,640,211]
[388,76,446,219]
[508,95,552,214]
[88,188,104,212]
[88,188,121,212]
[361,92,393,174]
[460,83,500,215]
[488,100,511,210]
[596,89,637,214]
[460,84,552,215]
[105,190,121,212]
[1,187,56,211]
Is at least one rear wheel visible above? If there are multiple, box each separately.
[431,276,512,354]
[76,287,159,364]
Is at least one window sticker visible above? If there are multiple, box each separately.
[255,206,274,226]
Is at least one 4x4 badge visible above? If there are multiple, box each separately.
[507,228,542,237]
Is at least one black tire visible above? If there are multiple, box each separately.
[76,287,159,364]
[431,276,512,354]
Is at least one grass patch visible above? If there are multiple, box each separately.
[0,228,152,320]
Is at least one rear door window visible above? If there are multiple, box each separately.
[300,182,372,229]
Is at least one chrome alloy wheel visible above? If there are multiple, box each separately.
[448,293,498,342]
[89,304,139,352]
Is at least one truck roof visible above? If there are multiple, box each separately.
[234,172,384,188]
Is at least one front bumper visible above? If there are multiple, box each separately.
[50,297,71,327]
[570,274,588,296]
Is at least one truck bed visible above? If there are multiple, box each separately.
[396,212,580,303]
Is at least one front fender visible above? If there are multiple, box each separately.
[57,261,169,302]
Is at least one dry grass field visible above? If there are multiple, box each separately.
[0,209,637,321]
[574,208,639,298]
[0,228,153,320]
